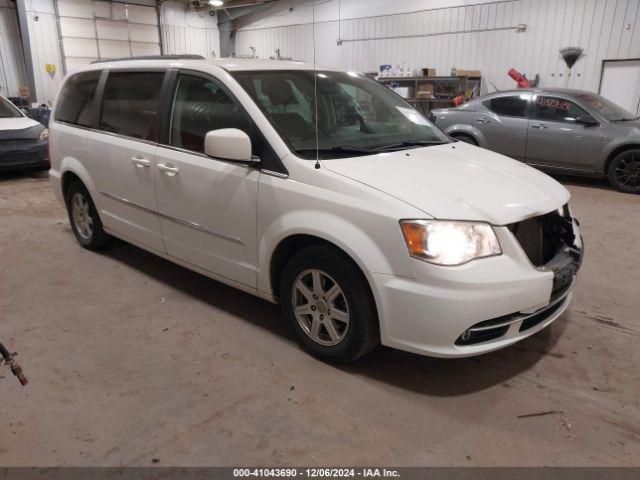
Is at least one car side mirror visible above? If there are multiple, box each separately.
[204,128,257,163]
[575,117,599,127]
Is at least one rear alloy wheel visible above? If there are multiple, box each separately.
[280,245,379,362]
[66,181,111,250]
[608,149,640,194]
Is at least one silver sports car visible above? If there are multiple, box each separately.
[431,89,640,193]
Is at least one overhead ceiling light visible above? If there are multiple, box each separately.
[209,0,223,6]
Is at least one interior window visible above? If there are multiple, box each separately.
[54,71,101,127]
[169,74,253,153]
[486,96,528,117]
[534,96,591,122]
[99,71,165,141]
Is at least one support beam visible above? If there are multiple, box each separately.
[14,0,37,103]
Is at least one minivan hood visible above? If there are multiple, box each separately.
[322,142,570,225]
[0,116,40,132]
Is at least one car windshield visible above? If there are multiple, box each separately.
[0,97,23,118]
[575,92,637,122]
[233,70,450,159]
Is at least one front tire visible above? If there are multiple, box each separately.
[279,245,379,363]
[65,181,111,250]
[607,149,640,194]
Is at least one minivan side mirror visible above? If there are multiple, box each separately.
[204,128,256,163]
[575,116,599,127]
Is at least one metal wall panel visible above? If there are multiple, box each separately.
[236,0,640,93]
[0,1,27,98]
[25,0,64,105]
[160,1,220,59]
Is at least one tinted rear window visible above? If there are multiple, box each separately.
[55,71,101,126]
[485,96,528,117]
[99,71,165,141]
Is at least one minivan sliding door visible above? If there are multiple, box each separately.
[86,69,167,252]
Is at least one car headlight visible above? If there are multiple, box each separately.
[400,220,501,266]
[39,128,48,141]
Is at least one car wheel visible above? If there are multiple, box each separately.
[279,245,379,363]
[66,181,111,250]
[452,133,478,146]
[608,149,640,194]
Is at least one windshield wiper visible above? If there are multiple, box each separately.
[372,140,449,152]
[296,146,376,157]
[612,116,640,122]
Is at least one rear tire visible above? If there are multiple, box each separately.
[65,181,111,250]
[451,133,478,146]
[279,245,379,363]
[607,149,640,194]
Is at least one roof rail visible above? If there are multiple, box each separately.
[91,55,205,64]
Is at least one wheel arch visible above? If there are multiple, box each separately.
[444,124,486,147]
[268,233,382,343]
[603,143,640,177]
[59,157,98,203]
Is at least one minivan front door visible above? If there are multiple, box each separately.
[154,73,260,290]
[526,95,603,172]
[87,70,166,252]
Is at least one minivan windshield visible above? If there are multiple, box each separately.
[575,92,637,122]
[0,97,23,118]
[233,70,450,159]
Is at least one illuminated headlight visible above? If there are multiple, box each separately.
[39,128,48,141]
[400,220,501,266]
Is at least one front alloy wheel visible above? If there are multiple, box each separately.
[608,150,640,194]
[292,269,350,346]
[280,245,379,363]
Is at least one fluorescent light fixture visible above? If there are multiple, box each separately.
[209,0,223,6]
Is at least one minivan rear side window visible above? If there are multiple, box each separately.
[99,71,165,141]
[55,71,101,127]
[485,95,528,118]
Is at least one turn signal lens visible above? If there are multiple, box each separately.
[400,220,501,266]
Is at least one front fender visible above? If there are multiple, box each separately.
[600,138,640,174]
[257,210,403,298]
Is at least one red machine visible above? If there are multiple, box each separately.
[508,68,531,89]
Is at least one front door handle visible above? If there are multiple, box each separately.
[531,123,547,129]
[477,117,491,124]
[131,156,151,168]
[158,163,180,176]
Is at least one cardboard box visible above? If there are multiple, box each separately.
[456,69,481,77]
[421,68,437,77]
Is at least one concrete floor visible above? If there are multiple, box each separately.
[0,170,638,467]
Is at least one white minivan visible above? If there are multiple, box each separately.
[49,55,583,362]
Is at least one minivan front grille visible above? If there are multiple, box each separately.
[508,206,576,267]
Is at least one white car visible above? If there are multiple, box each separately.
[0,95,49,170]
[49,56,583,362]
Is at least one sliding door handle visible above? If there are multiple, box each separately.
[158,163,180,176]
[531,123,547,130]
[131,156,151,168]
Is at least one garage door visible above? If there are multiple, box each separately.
[56,0,161,71]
